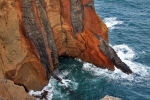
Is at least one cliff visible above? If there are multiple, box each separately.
[0,0,132,99]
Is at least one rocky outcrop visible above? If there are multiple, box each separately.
[101,95,121,100]
[0,79,35,100]
[0,0,132,99]
[45,0,132,73]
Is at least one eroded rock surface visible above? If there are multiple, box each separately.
[45,0,132,73]
[0,79,35,100]
[0,0,48,91]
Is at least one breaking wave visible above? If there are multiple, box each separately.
[82,44,150,86]
[104,17,123,30]
[49,71,78,100]
[29,45,150,100]
[29,83,53,100]
[28,70,78,100]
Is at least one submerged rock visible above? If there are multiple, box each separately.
[101,95,121,100]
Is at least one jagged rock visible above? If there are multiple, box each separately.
[0,79,35,100]
[101,95,121,100]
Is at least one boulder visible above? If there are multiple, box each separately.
[101,95,121,100]
[0,79,35,100]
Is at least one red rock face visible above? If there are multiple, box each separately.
[0,0,132,98]
[46,0,114,70]
[45,0,132,73]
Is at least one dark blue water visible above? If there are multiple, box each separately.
[49,0,150,100]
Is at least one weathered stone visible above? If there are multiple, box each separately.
[0,79,35,100]
[70,0,84,34]
[0,0,48,91]
[44,0,132,72]
[101,95,121,100]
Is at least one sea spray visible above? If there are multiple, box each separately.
[104,17,123,30]
[29,83,53,100]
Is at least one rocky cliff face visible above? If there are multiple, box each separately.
[46,0,113,69]
[0,0,132,99]
[45,0,132,74]
[0,0,48,92]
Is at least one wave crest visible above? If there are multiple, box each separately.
[104,17,123,30]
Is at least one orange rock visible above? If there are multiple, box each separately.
[0,0,48,91]
[45,0,132,73]
[0,79,35,100]
[76,29,114,70]
[45,0,85,57]
[45,0,114,70]
[81,0,92,5]
[83,7,109,42]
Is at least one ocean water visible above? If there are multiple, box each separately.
[30,0,150,100]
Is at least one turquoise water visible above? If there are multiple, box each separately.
[49,0,150,100]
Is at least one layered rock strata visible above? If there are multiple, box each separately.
[0,0,132,99]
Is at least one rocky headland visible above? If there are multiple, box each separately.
[0,0,132,99]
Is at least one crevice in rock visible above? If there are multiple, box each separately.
[21,0,63,85]
[21,0,51,78]
[60,0,68,48]
[35,0,59,69]
[75,33,87,57]
[16,83,29,92]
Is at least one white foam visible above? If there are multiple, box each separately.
[113,44,149,77]
[49,70,78,99]
[29,83,53,100]
[61,79,71,87]
[75,58,82,62]
[82,44,150,85]
[56,70,78,90]
[58,79,78,90]
[31,44,150,100]
[104,17,123,30]
[113,44,135,61]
